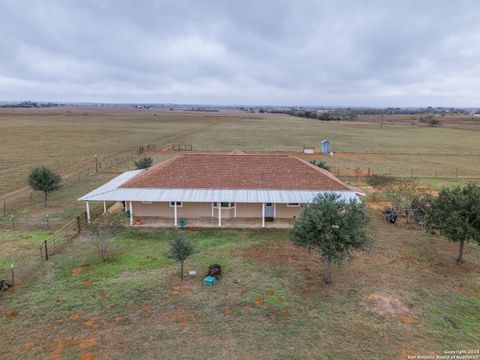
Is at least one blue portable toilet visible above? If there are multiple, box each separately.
[321,139,330,154]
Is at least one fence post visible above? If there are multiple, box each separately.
[411,168,413,178]
[11,265,14,287]
[11,214,15,230]
[368,167,371,176]
[44,240,48,261]
[30,190,33,204]
[3,200,5,216]
[77,216,81,233]
[46,214,49,230]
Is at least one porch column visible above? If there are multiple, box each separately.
[174,202,178,227]
[234,203,237,218]
[129,201,133,225]
[103,201,107,214]
[218,205,222,227]
[85,201,91,224]
[262,203,265,228]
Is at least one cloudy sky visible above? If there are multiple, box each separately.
[0,0,479,106]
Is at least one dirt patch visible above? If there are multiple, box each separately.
[83,279,93,286]
[69,313,81,320]
[5,310,19,318]
[399,315,419,325]
[84,315,98,328]
[52,338,74,360]
[80,352,96,360]
[71,264,92,277]
[362,292,411,316]
[255,296,264,307]
[78,337,98,349]
[170,283,193,297]
[242,242,313,266]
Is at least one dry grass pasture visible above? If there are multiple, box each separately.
[1,216,479,359]
[1,108,480,197]
[1,108,480,359]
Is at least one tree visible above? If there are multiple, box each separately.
[365,174,396,200]
[425,184,480,263]
[134,156,153,169]
[421,114,442,127]
[308,159,331,171]
[168,232,193,281]
[28,166,62,208]
[89,213,127,261]
[291,193,371,284]
[385,180,420,223]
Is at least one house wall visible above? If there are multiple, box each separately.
[132,201,303,219]
[275,203,303,219]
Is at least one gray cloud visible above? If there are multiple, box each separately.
[0,0,479,106]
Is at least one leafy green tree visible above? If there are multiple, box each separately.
[134,156,153,169]
[168,232,193,281]
[292,193,371,284]
[365,174,396,200]
[28,166,62,208]
[425,184,480,263]
[308,159,331,171]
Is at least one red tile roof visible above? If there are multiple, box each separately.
[122,154,352,191]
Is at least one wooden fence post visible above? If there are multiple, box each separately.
[11,214,15,230]
[3,200,5,216]
[44,240,49,261]
[368,167,371,176]
[46,214,49,230]
[77,216,81,233]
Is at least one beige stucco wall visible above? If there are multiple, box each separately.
[235,203,262,218]
[132,201,303,219]
[275,203,303,219]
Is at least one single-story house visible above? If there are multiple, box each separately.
[79,151,363,228]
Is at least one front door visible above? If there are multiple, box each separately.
[265,203,274,221]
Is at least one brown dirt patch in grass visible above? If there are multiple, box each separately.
[224,308,235,317]
[52,338,74,360]
[363,292,411,316]
[24,342,34,350]
[78,337,98,349]
[71,264,92,277]
[5,310,19,318]
[168,313,194,324]
[80,352,96,360]
[170,283,193,297]
[69,313,81,320]
[84,315,98,328]
[255,296,264,307]
[399,315,419,325]
[242,241,313,266]
[83,279,92,286]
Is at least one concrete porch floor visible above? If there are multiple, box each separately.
[134,216,295,229]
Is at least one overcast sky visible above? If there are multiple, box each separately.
[0,0,479,107]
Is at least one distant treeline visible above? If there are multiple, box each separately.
[263,107,471,121]
[0,101,59,108]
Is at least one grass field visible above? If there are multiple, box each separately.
[1,108,479,197]
[1,108,480,359]
[1,215,479,359]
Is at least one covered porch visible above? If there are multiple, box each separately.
[84,200,301,228]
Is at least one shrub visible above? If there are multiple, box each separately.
[134,156,153,169]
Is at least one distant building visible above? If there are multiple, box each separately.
[321,139,330,154]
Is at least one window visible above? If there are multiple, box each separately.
[213,202,235,208]
[169,202,183,207]
[287,203,300,207]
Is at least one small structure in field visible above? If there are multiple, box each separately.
[321,139,330,154]
[303,145,315,154]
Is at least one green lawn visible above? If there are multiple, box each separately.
[1,215,479,359]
